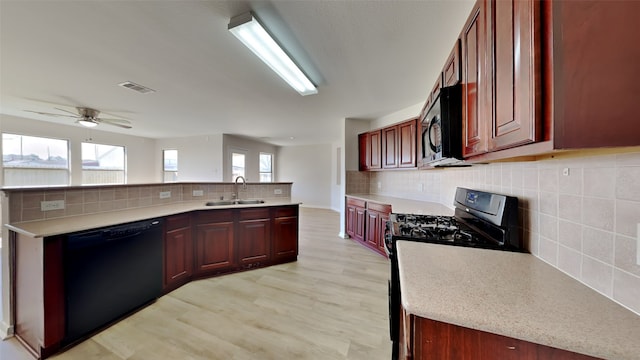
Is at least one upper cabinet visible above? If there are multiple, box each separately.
[550,0,640,149]
[360,118,417,171]
[461,0,541,158]
[359,130,382,171]
[463,0,640,161]
[461,1,490,157]
[443,40,461,87]
[487,0,541,151]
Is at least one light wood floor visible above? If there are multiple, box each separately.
[2,207,392,359]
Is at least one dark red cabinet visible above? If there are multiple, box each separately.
[193,210,235,276]
[164,214,193,290]
[272,206,299,262]
[237,208,271,267]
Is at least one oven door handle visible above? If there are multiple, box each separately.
[427,116,439,153]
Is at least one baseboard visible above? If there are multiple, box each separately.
[0,320,14,339]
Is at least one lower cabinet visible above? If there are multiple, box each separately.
[193,210,235,277]
[273,206,299,262]
[345,196,391,257]
[164,213,193,291]
[237,208,271,268]
[402,311,600,360]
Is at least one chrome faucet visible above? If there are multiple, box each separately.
[234,176,247,199]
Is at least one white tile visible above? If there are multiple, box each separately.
[584,167,616,198]
[613,270,640,315]
[539,168,559,193]
[539,191,558,216]
[582,197,614,231]
[558,166,583,196]
[581,256,613,297]
[558,194,582,222]
[616,166,640,202]
[539,236,558,265]
[615,200,640,238]
[614,234,640,277]
[558,220,582,251]
[558,245,582,279]
[582,227,614,265]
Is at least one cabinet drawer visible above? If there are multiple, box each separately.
[367,202,392,214]
[238,208,270,221]
[346,197,366,208]
[274,206,298,218]
[165,213,190,231]
[194,210,234,224]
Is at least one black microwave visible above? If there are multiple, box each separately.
[421,84,465,167]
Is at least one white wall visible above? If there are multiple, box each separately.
[277,144,333,209]
[370,101,423,129]
[1,115,158,184]
[156,134,224,182]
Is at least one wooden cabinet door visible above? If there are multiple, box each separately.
[461,1,490,157]
[165,226,192,289]
[346,204,356,238]
[381,125,398,168]
[237,209,271,266]
[194,221,234,275]
[398,119,417,168]
[444,40,462,86]
[551,1,640,149]
[488,0,540,151]
[377,211,390,254]
[366,211,378,248]
[273,215,298,262]
[369,130,382,169]
[358,132,369,171]
[354,206,366,242]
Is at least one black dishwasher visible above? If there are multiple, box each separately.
[63,218,163,345]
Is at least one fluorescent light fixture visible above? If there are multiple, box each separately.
[228,12,317,96]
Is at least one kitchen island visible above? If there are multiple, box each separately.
[397,241,640,359]
[7,198,299,359]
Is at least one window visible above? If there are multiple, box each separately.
[231,152,245,181]
[259,153,273,182]
[163,149,178,182]
[2,133,69,186]
[81,143,125,184]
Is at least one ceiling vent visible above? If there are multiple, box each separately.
[118,81,156,94]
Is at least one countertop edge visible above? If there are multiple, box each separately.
[6,199,301,238]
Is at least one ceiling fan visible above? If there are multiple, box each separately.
[25,107,132,129]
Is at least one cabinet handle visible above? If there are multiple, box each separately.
[507,346,516,350]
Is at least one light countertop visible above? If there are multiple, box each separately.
[397,241,640,359]
[346,193,453,215]
[6,199,300,238]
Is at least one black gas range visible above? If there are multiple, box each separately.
[386,187,523,359]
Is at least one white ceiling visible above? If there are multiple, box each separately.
[0,0,474,146]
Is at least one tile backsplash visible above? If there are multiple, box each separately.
[347,151,640,315]
[5,183,292,223]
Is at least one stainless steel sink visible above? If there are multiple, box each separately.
[236,199,265,204]
[205,200,236,206]
[205,199,265,206]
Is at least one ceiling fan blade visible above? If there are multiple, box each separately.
[54,107,81,116]
[98,117,131,124]
[100,120,132,129]
[24,110,79,118]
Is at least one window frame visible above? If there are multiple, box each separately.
[2,133,70,186]
[259,152,273,183]
[81,142,127,185]
[163,149,178,182]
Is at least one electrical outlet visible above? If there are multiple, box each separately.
[377,182,382,189]
[41,200,65,211]
[192,190,204,197]
[159,191,171,199]
[274,189,283,195]
[562,168,570,176]
[418,183,425,192]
